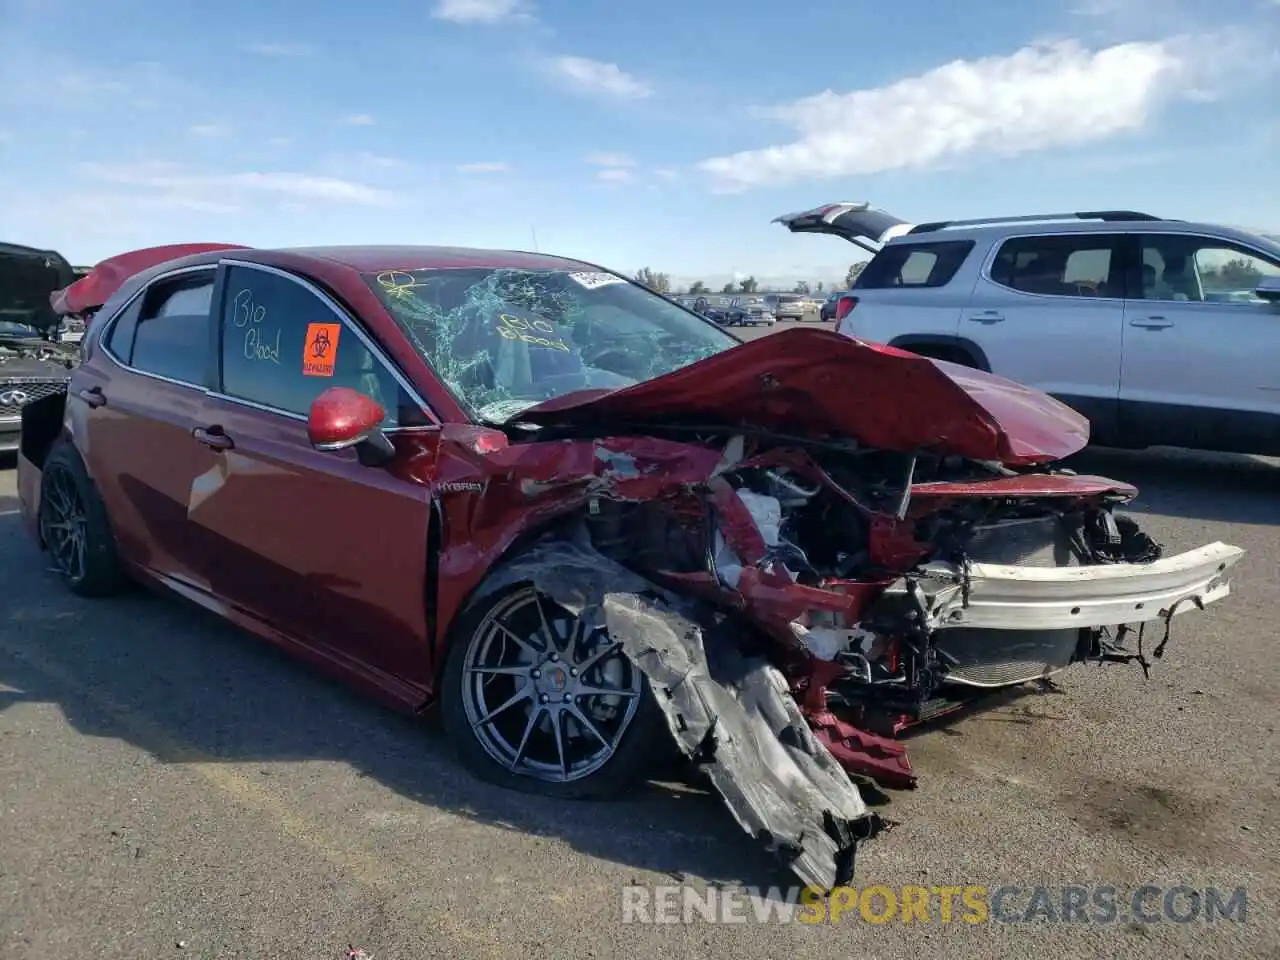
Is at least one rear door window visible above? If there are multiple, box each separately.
[217,264,424,424]
[857,240,974,289]
[989,234,1123,298]
[111,271,215,385]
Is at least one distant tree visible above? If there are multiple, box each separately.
[815,281,824,294]
[1204,257,1265,291]
[738,276,759,294]
[720,281,736,294]
[845,261,868,289]
[634,267,672,293]
[792,280,811,295]
[688,280,709,295]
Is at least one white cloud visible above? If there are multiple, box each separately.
[457,161,511,173]
[241,41,316,56]
[697,36,1245,191]
[342,113,376,126]
[431,0,530,24]
[79,161,391,205]
[548,56,652,100]
[595,168,633,183]
[188,123,228,137]
[654,167,679,180]
[584,152,636,167]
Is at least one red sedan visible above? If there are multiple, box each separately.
[18,243,1243,889]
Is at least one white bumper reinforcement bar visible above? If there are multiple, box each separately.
[897,542,1245,633]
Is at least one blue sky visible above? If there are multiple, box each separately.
[1,0,1276,288]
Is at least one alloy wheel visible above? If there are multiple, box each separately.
[460,587,643,783]
[40,466,88,584]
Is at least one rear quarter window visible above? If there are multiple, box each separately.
[856,240,975,289]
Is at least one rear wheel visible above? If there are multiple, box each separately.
[38,442,128,597]
[441,582,666,799]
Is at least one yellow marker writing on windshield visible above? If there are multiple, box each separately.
[495,313,570,353]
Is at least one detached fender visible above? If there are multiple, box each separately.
[475,527,884,891]
[887,334,991,372]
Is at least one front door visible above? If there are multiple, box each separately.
[963,232,1128,442]
[1119,234,1280,453]
[78,267,226,587]
[183,260,440,688]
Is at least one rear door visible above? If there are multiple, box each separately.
[1119,233,1280,453]
[184,260,440,688]
[773,202,915,253]
[78,266,226,585]
[964,232,1128,441]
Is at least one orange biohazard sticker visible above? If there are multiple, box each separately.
[302,322,341,377]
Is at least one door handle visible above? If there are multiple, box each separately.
[192,426,234,451]
[76,386,106,408]
[1129,316,1173,329]
[967,311,1005,323]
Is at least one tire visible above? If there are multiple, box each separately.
[38,441,128,597]
[440,580,668,799]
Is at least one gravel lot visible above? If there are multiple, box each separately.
[2,321,1277,959]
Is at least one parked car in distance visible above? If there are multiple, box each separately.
[20,242,1243,890]
[769,293,810,321]
[819,290,853,322]
[775,202,1280,457]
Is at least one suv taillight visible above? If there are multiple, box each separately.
[835,295,858,322]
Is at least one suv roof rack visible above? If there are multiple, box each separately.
[908,210,1166,234]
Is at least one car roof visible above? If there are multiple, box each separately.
[242,245,595,273]
[887,218,1279,251]
[77,244,609,315]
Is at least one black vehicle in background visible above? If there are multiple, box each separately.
[0,243,79,453]
[820,290,850,322]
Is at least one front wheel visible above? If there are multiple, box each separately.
[440,582,666,799]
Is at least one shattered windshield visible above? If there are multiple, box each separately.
[365,267,738,422]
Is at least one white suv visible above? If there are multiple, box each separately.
[775,203,1280,457]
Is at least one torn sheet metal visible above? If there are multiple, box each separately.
[478,528,881,890]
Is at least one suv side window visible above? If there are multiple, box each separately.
[218,265,424,424]
[113,271,215,384]
[1139,236,1280,304]
[858,240,974,289]
[989,234,1121,298]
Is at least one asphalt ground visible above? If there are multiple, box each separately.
[2,318,1277,958]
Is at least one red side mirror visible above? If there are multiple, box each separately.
[307,387,386,451]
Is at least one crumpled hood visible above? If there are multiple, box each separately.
[515,328,1090,465]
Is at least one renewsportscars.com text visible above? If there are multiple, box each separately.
[620,884,1249,925]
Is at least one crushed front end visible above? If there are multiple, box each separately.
[438,421,1243,890]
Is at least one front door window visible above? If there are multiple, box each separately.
[1139,237,1280,304]
[218,264,426,423]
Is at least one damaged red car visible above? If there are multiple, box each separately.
[19,244,1244,890]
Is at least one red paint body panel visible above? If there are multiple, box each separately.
[516,328,1091,465]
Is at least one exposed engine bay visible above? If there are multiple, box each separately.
[584,435,1171,729]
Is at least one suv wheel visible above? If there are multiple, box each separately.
[908,345,978,369]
